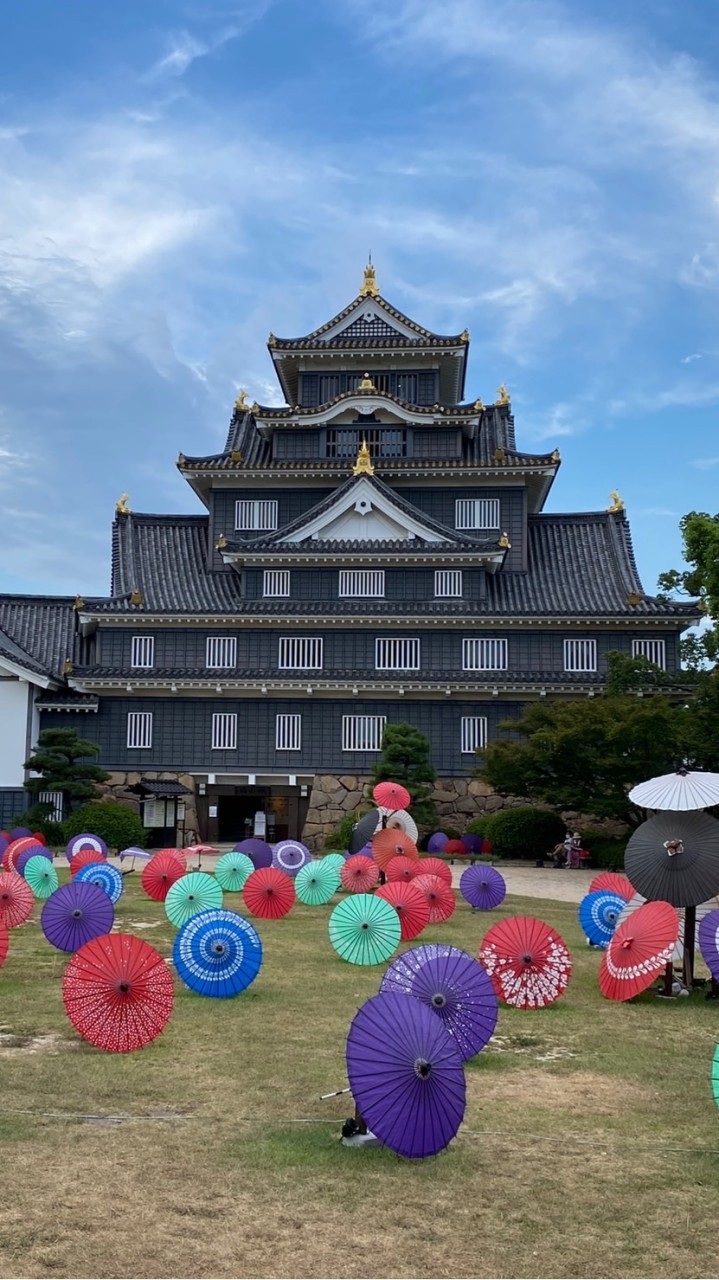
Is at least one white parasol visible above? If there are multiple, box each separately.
[629,770,719,812]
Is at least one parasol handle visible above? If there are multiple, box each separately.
[319,1087,351,1100]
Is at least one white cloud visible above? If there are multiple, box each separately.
[692,457,719,471]
[148,32,209,79]
[609,383,719,415]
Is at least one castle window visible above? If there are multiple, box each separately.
[461,716,488,754]
[339,569,385,598]
[563,639,597,672]
[342,715,386,752]
[375,638,420,670]
[631,638,666,669]
[212,713,237,751]
[263,569,290,598]
[455,498,500,530]
[278,637,324,669]
[462,638,508,670]
[127,711,153,749]
[206,636,237,669]
[435,570,463,598]
[131,636,154,669]
[235,500,278,531]
[276,714,302,751]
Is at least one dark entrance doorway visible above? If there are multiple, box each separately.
[218,794,261,843]
[202,785,305,844]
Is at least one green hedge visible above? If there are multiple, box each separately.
[465,817,494,840]
[62,801,144,853]
[479,807,566,860]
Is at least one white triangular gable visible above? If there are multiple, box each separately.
[321,298,424,344]
[278,477,450,545]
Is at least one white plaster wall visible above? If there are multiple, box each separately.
[0,679,30,787]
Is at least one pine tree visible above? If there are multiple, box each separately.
[371,723,437,829]
[24,728,110,810]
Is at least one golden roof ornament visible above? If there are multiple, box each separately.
[116,493,131,515]
[129,589,144,607]
[473,398,485,411]
[216,533,227,550]
[358,372,377,392]
[234,388,249,411]
[63,657,73,676]
[250,401,260,414]
[460,329,470,343]
[626,591,642,607]
[230,449,243,464]
[607,491,625,513]
[353,440,375,476]
[359,260,379,298]
[73,595,85,611]
[498,532,512,549]
[267,333,277,347]
[496,384,511,405]
[493,446,506,463]
[551,448,561,463]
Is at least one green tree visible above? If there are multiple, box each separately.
[681,672,719,772]
[604,650,676,695]
[24,728,110,811]
[478,694,685,824]
[658,510,719,668]
[371,723,437,830]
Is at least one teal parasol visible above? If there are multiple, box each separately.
[165,872,223,928]
[24,855,59,900]
[321,853,346,880]
[328,894,401,966]
[295,859,340,906]
[712,1044,719,1109]
[215,852,254,893]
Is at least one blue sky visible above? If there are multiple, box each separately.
[1,0,718,598]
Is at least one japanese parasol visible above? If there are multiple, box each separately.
[629,769,719,811]
[62,933,174,1052]
[15,844,52,877]
[346,991,466,1159]
[479,916,572,1009]
[75,862,124,904]
[711,1044,719,1108]
[24,855,59,900]
[348,810,382,855]
[372,828,419,872]
[578,890,626,948]
[295,859,340,906]
[383,809,419,843]
[698,909,719,980]
[616,892,717,965]
[66,834,108,862]
[320,853,347,879]
[340,855,380,894]
[119,846,151,865]
[412,873,456,925]
[173,908,263,998]
[70,849,106,878]
[428,832,449,853]
[41,881,115,952]
[157,847,188,865]
[3,837,40,872]
[328,894,401,965]
[0,923,8,970]
[417,857,452,887]
[243,867,295,919]
[380,943,499,1061]
[375,881,430,942]
[372,782,411,812]
[599,900,679,1001]
[460,864,506,911]
[386,855,421,884]
[0,872,34,929]
[215,851,254,892]
[589,871,634,900]
[141,852,186,902]
[272,840,311,877]
[165,872,223,928]
[234,839,273,869]
[624,812,719,907]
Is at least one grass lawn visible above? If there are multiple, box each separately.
[0,869,718,1280]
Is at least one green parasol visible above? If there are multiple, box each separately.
[215,852,254,893]
[295,859,340,906]
[24,855,59,900]
[328,893,401,966]
[165,872,223,928]
[712,1044,719,1109]
[321,853,346,881]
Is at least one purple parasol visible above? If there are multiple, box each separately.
[461,833,485,856]
[346,991,466,1159]
[698,909,719,980]
[427,832,449,853]
[234,839,273,869]
[380,943,498,1061]
[16,844,53,877]
[272,840,311,877]
[460,864,507,911]
[41,881,115,953]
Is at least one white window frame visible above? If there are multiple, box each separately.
[434,569,463,598]
[339,569,385,598]
[461,716,488,754]
[211,712,237,751]
[278,637,324,670]
[375,638,420,671]
[263,569,290,598]
[462,638,508,671]
[631,638,666,669]
[455,498,500,530]
[563,638,597,673]
[38,791,63,822]
[130,636,155,669]
[342,715,387,752]
[276,714,301,751]
[127,711,153,749]
[235,499,278,531]
[205,636,237,669]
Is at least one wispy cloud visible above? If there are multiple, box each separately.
[692,456,719,471]
[148,32,210,79]
[608,383,719,415]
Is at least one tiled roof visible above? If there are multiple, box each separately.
[0,597,78,681]
[35,691,99,709]
[269,293,467,347]
[72,666,611,684]
[224,539,499,555]
[103,513,242,614]
[251,389,482,419]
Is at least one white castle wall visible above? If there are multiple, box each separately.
[0,679,30,787]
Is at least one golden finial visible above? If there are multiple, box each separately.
[473,398,485,411]
[358,372,376,391]
[496,385,510,405]
[216,533,227,550]
[359,261,379,298]
[607,491,625,513]
[73,595,85,611]
[129,589,144,607]
[230,449,243,464]
[626,591,642,607]
[63,657,73,676]
[353,440,375,476]
[234,388,249,411]
[177,452,186,467]
[460,329,470,343]
[551,448,561,463]
[493,446,506,463]
[116,493,131,515]
[267,333,277,347]
[498,532,512,549]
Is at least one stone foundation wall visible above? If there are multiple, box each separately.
[97,771,200,836]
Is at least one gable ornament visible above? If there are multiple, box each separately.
[353,440,375,476]
[626,591,642,607]
[493,446,506,464]
[216,533,227,550]
[498,531,512,549]
[358,372,376,392]
[230,450,243,464]
[607,491,625,513]
[129,589,144,607]
[359,261,380,298]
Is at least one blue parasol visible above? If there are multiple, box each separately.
[578,890,626,948]
[173,908,263,998]
[75,862,124,904]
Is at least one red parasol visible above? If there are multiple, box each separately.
[0,872,35,929]
[444,839,467,858]
[62,933,175,1053]
[340,855,380,894]
[70,850,106,878]
[0,922,8,968]
[412,873,456,925]
[375,881,430,941]
[243,867,295,919]
[372,828,419,872]
[417,857,453,887]
[589,871,634,901]
[386,855,421,884]
[3,837,40,873]
[156,847,188,868]
[372,782,411,812]
[141,852,186,902]
[478,916,571,1009]
[599,900,679,1002]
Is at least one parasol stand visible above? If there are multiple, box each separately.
[319,1087,378,1146]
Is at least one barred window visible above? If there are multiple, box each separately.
[462,638,508,670]
[276,714,301,751]
[127,712,152,749]
[339,569,385,598]
[131,636,154,669]
[235,500,278,531]
[38,791,63,823]
[455,498,500,530]
[631,638,666,669]
[461,717,488,754]
[278,637,324,669]
[563,639,597,672]
[435,570,463,598]
[342,715,387,752]
[206,636,237,669]
[263,569,290,598]
[212,713,237,751]
[375,638,420,670]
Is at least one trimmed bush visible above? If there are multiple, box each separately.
[480,807,565,861]
[325,810,371,852]
[62,801,144,853]
[465,817,494,839]
[579,828,626,869]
